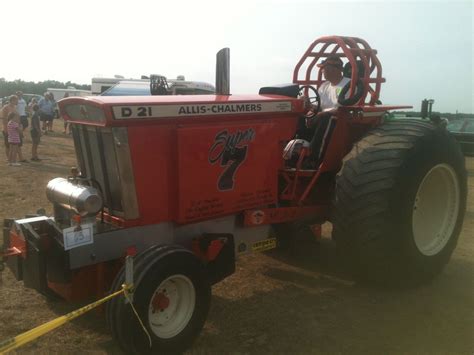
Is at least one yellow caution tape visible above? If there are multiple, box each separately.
[123,287,152,348]
[0,284,131,354]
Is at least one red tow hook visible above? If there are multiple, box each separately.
[0,247,23,271]
[1,247,23,258]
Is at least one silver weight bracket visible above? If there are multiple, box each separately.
[124,255,134,304]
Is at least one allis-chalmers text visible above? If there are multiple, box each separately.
[179,104,262,115]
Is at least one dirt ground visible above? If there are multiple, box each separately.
[0,121,473,354]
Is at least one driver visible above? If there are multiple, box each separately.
[314,55,349,114]
[285,55,350,168]
[304,55,349,166]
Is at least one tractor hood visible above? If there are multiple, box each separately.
[58,94,305,127]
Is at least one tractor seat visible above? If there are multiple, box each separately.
[343,60,365,79]
[259,84,300,98]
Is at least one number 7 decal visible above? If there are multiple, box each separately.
[218,145,248,190]
[208,128,255,191]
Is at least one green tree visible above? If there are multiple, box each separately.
[0,78,91,98]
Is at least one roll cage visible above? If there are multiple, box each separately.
[293,36,385,106]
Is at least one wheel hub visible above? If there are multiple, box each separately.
[151,292,170,313]
[412,163,460,256]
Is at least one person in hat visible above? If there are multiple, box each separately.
[304,55,350,167]
[316,55,350,112]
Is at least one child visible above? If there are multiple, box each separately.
[7,112,21,166]
[31,104,42,161]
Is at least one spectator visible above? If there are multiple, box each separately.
[27,97,38,116]
[30,104,42,161]
[7,112,21,166]
[49,92,57,132]
[62,92,71,134]
[1,95,19,159]
[38,92,54,134]
[16,91,28,132]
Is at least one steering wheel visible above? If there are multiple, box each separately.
[298,85,321,114]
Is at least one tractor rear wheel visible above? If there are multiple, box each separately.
[332,119,467,286]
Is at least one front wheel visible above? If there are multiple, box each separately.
[332,119,467,286]
[107,246,211,354]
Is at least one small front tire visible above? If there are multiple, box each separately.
[107,246,211,354]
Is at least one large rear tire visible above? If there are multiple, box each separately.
[332,119,467,286]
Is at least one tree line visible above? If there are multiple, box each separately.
[0,78,91,98]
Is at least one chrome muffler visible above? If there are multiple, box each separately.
[46,178,103,216]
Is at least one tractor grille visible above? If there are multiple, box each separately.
[71,125,139,219]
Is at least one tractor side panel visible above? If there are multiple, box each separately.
[125,113,297,226]
[176,122,279,223]
[127,124,178,224]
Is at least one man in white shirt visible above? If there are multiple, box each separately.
[305,55,348,120]
[306,55,349,165]
[317,56,350,112]
[16,91,28,131]
[285,56,355,168]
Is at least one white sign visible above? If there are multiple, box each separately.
[63,223,94,250]
[112,101,293,119]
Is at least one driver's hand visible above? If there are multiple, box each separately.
[299,96,311,110]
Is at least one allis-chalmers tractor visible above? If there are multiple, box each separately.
[1,36,467,353]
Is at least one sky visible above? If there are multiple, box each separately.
[1,0,472,113]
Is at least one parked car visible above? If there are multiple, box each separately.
[447,118,474,156]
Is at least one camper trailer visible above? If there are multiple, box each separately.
[91,76,127,95]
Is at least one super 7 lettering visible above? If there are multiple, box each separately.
[208,128,255,191]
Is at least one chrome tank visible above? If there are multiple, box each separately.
[46,178,103,216]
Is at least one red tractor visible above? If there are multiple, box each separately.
[1,36,467,353]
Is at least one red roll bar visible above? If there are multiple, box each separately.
[293,36,385,106]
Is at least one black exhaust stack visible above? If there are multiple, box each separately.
[216,48,230,95]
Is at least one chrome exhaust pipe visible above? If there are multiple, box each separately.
[216,48,230,95]
[46,178,103,216]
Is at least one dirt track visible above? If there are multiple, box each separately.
[0,123,473,354]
